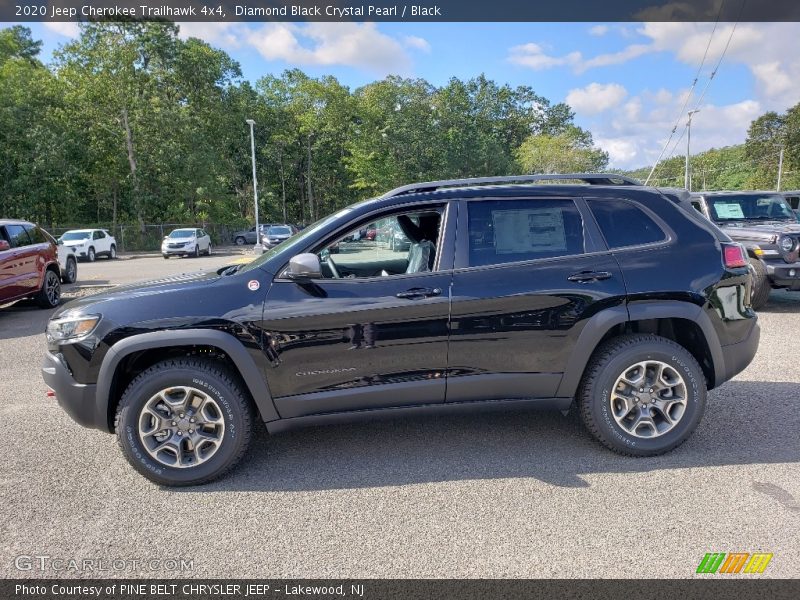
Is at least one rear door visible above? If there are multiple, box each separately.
[446,195,626,402]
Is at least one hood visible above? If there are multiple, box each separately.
[55,269,220,317]
[62,238,90,246]
[718,221,800,240]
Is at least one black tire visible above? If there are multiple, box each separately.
[36,268,61,308]
[578,334,707,457]
[87,246,96,262]
[62,257,77,284]
[234,236,246,246]
[162,255,169,259]
[109,244,117,259]
[749,258,771,310]
[193,246,200,258]
[115,359,255,486]
[205,244,212,256]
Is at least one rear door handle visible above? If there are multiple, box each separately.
[567,271,612,283]
[396,287,442,299]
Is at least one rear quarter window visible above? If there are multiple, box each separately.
[588,199,667,249]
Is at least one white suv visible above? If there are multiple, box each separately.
[60,229,117,262]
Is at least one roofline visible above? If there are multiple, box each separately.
[381,173,642,198]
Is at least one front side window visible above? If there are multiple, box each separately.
[589,198,667,249]
[315,208,443,279]
[467,199,585,267]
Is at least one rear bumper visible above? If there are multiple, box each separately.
[719,318,760,383]
[41,352,106,431]
[765,260,800,290]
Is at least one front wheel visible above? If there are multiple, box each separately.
[109,244,117,259]
[193,246,200,258]
[749,258,771,310]
[87,246,96,262]
[115,359,255,486]
[578,334,706,456]
[206,244,212,256]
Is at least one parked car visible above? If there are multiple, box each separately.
[690,191,800,309]
[263,225,296,248]
[60,229,117,262]
[1,219,61,308]
[42,173,758,486]
[232,225,273,246]
[161,228,212,258]
[56,239,78,284]
[389,227,412,252]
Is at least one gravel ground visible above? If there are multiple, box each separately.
[0,254,798,579]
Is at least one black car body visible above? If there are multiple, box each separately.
[42,174,759,485]
[690,191,800,308]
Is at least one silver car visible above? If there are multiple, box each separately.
[161,228,212,258]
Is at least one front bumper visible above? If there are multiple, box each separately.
[162,245,195,256]
[764,260,800,290]
[41,352,106,431]
[719,318,760,383]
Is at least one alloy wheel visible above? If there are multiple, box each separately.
[609,360,687,438]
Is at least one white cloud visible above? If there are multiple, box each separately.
[508,43,582,70]
[589,25,609,37]
[176,22,244,49]
[403,35,431,53]
[579,44,652,72]
[566,83,628,115]
[246,23,412,74]
[44,22,80,38]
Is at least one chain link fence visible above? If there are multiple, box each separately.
[46,223,244,253]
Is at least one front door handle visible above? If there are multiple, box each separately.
[567,271,612,283]
[396,287,442,299]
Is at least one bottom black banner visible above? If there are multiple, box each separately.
[3,579,800,600]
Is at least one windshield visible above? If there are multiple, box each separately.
[268,226,292,235]
[168,229,195,238]
[61,231,91,241]
[238,208,355,274]
[707,194,795,222]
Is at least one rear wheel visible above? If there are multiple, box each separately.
[578,334,706,456]
[36,268,61,308]
[234,236,246,246]
[115,359,255,486]
[61,257,77,284]
[749,258,771,310]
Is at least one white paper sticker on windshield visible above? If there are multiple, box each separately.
[714,203,745,219]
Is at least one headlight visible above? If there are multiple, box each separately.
[46,315,101,343]
[780,236,795,252]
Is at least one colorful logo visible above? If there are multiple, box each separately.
[696,552,773,574]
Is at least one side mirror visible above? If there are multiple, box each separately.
[286,253,321,280]
[0,240,9,251]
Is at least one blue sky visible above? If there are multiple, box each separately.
[15,21,800,173]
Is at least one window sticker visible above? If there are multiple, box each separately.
[492,208,566,254]
[714,203,745,219]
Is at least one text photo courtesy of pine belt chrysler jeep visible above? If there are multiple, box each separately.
[42,174,759,486]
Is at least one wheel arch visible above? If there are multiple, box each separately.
[557,301,725,398]
[96,329,278,432]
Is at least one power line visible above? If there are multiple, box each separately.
[644,1,725,185]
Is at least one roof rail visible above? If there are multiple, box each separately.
[381,173,642,198]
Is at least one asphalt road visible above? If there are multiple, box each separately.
[0,253,798,579]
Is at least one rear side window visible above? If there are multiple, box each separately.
[467,199,586,267]
[589,199,667,249]
[4,224,31,248]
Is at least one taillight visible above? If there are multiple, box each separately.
[722,243,748,268]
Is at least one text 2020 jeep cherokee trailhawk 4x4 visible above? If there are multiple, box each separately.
[42,174,760,486]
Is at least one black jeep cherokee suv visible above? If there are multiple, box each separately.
[690,191,800,309]
[42,174,759,486]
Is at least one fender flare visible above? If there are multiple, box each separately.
[95,329,278,431]
[556,300,725,398]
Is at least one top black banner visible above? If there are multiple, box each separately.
[4,0,800,23]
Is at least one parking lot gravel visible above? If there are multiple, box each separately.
[0,253,798,579]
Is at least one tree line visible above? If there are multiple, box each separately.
[0,22,608,235]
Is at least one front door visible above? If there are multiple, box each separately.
[260,203,456,419]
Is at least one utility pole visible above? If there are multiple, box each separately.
[245,119,263,253]
[685,110,700,191]
[777,146,785,192]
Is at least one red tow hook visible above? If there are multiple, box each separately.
[45,389,55,398]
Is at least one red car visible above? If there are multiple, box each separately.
[0,219,62,308]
